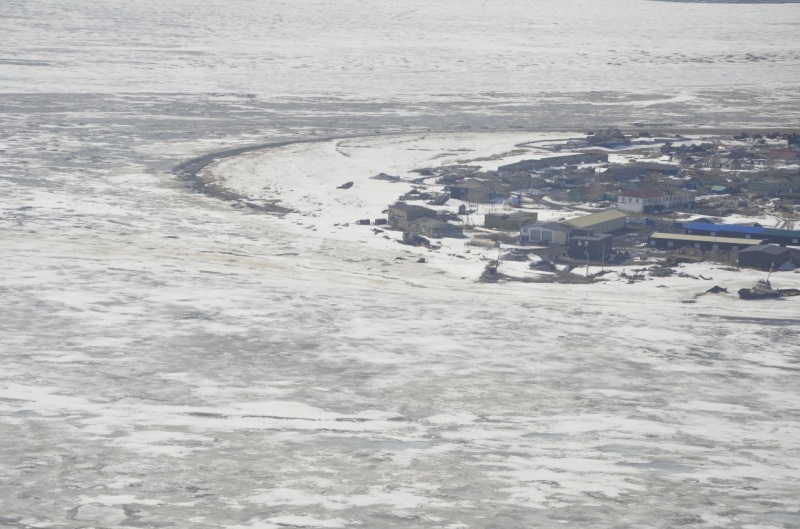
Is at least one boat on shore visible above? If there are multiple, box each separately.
[738,277,782,300]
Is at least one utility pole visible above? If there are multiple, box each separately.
[495,240,502,276]
[585,250,590,278]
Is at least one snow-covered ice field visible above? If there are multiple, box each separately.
[2,1,800,527]
[3,0,800,96]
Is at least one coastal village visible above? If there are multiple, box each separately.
[366,129,800,294]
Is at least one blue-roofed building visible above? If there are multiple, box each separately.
[684,223,765,239]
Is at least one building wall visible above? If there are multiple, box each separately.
[409,219,463,239]
[388,205,435,229]
[568,236,612,260]
[618,193,693,213]
[520,226,568,245]
[416,225,440,238]
[485,213,538,230]
[617,196,646,213]
[686,225,762,239]
[648,237,755,252]
[584,217,626,234]
[762,231,800,246]
[450,182,491,203]
[738,250,789,270]
[422,224,462,238]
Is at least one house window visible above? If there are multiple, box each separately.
[667,241,673,248]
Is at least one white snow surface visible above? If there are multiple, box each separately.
[2,1,800,528]
[2,0,800,96]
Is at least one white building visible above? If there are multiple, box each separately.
[617,188,694,213]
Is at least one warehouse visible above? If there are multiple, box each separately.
[565,209,628,234]
[684,222,764,239]
[648,233,763,251]
[761,227,800,246]
[684,223,800,246]
[738,245,790,270]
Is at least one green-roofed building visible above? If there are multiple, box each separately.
[565,209,628,234]
[762,228,800,246]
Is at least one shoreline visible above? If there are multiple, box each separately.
[172,125,798,211]
[172,135,335,214]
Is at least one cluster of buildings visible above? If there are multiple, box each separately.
[519,209,627,260]
[385,196,799,270]
[386,198,630,263]
[662,133,800,213]
[380,130,799,271]
[648,222,800,269]
[415,130,800,217]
